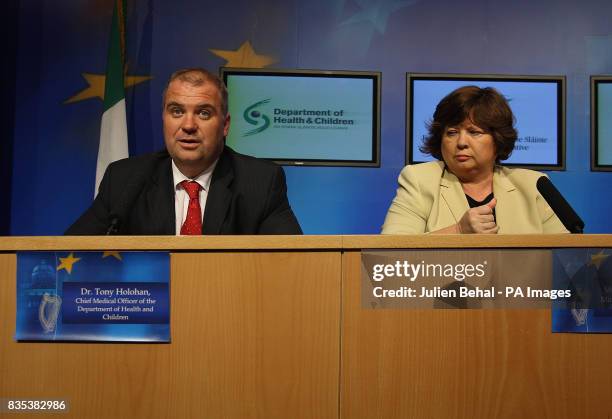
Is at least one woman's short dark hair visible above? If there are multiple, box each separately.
[419,86,517,162]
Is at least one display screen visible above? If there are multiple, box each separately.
[407,74,565,170]
[592,77,612,171]
[221,68,381,166]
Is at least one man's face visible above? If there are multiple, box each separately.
[163,79,230,177]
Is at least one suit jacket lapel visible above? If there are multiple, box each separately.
[492,167,515,233]
[203,148,234,234]
[146,154,175,235]
[439,167,469,225]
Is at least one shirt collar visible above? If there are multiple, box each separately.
[171,159,218,192]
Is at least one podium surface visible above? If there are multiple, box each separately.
[1,235,611,418]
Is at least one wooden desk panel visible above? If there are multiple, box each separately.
[0,252,341,419]
[340,251,612,419]
[169,252,340,419]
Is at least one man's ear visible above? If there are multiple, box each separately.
[223,113,231,137]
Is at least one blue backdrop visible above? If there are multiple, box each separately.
[9,0,612,235]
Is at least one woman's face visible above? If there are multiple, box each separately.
[441,120,497,180]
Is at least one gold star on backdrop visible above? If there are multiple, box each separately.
[210,41,276,68]
[102,251,122,261]
[589,250,610,269]
[57,253,81,274]
[64,72,152,104]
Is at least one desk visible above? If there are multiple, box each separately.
[1,235,611,418]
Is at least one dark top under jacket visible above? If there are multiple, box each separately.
[65,146,302,235]
[465,192,496,222]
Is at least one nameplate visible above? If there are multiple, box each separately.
[551,248,612,333]
[15,251,170,342]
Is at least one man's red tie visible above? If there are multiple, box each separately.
[180,180,202,235]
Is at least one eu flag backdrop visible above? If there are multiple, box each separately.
[10,0,612,235]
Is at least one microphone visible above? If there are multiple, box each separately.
[536,176,585,234]
[106,216,120,235]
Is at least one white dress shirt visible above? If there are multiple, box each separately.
[171,160,218,235]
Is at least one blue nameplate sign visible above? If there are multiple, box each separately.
[552,248,612,333]
[16,251,170,342]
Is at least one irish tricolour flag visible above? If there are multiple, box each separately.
[96,0,128,196]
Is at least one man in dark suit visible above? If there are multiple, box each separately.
[66,68,302,235]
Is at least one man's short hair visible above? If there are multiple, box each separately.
[163,68,229,116]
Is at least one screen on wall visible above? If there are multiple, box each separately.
[407,73,566,170]
[220,68,381,167]
[591,76,612,171]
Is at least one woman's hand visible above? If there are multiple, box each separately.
[457,198,498,234]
